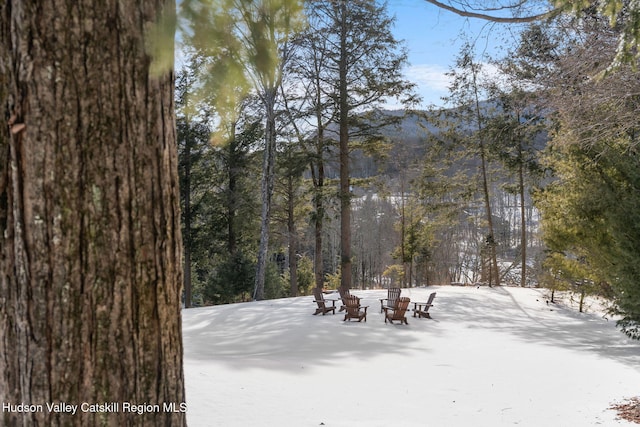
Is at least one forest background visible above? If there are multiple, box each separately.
[176,0,640,340]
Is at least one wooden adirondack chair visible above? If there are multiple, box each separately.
[343,295,368,322]
[338,287,352,312]
[412,292,436,319]
[313,288,336,315]
[380,287,401,313]
[384,297,410,325]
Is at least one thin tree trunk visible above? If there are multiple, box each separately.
[254,90,278,300]
[519,143,527,287]
[479,149,500,286]
[579,289,585,313]
[338,0,352,292]
[400,172,408,287]
[287,174,298,296]
[184,125,193,308]
[313,170,324,291]
[228,123,239,256]
[0,1,186,425]
[471,66,500,286]
[311,74,326,292]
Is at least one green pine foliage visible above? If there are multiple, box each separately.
[537,137,640,338]
[533,13,640,337]
[204,251,256,304]
[264,261,288,300]
[295,256,315,296]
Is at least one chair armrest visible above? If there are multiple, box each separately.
[412,302,433,309]
[315,299,337,306]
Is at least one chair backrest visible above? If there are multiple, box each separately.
[387,287,401,308]
[392,297,410,318]
[339,287,351,305]
[426,292,436,305]
[313,288,325,306]
[344,295,361,315]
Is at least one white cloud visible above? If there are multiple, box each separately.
[403,64,452,107]
[404,62,509,108]
[405,63,451,92]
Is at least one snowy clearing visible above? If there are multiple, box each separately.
[183,286,640,426]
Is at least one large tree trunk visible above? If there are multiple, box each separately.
[0,1,186,426]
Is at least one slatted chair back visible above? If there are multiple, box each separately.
[343,295,367,322]
[387,287,401,308]
[393,297,410,316]
[344,295,360,315]
[338,287,352,312]
[412,292,436,319]
[426,292,436,305]
[380,287,402,313]
[312,288,336,315]
[385,297,410,325]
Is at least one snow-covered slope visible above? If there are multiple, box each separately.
[183,286,640,426]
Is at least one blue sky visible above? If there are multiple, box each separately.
[175,0,524,108]
[388,0,522,107]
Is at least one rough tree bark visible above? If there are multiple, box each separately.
[0,1,186,426]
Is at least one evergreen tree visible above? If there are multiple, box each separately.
[484,28,549,286]
[413,130,477,285]
[270,121,311,297]
[534,12,640,338]
[300,0,416,291]
[206,103,262,304]
[441,44,500,285]
[177,67,214,308]
[283,7,338,292]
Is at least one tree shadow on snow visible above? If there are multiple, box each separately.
[182,286,640,373]
[182,289,444,372]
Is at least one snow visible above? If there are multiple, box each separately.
[182,286,640,426]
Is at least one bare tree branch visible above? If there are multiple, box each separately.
[423,0,560,23]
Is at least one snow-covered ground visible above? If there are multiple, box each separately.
[182,286,640,426]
